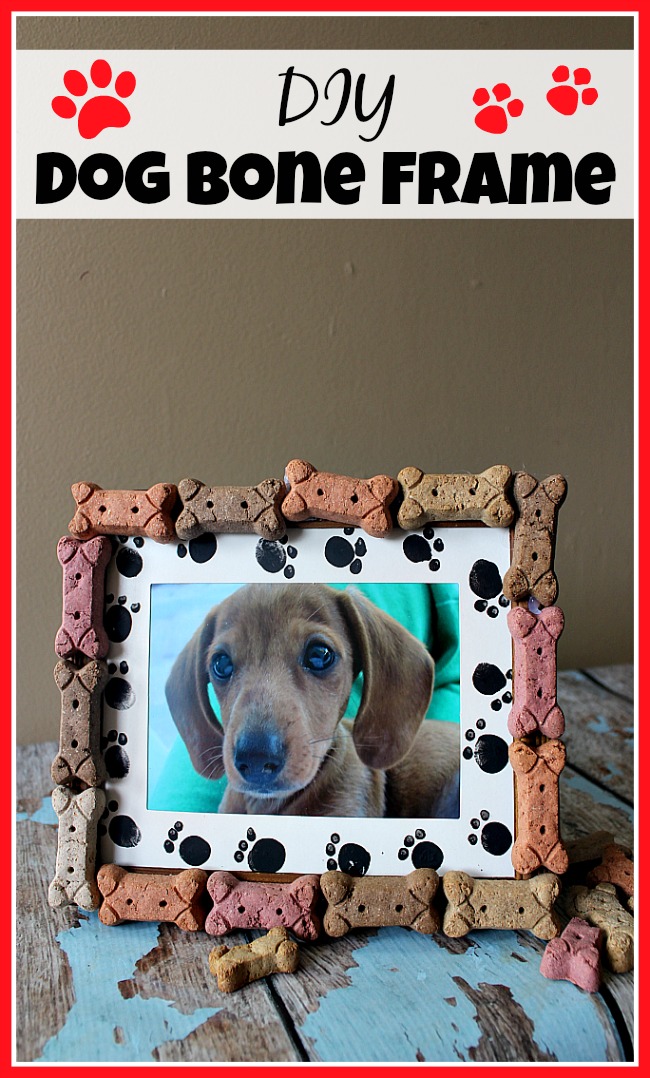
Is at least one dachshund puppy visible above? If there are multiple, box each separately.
[165,584,459,818]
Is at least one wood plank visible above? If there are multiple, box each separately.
[558,671,633,802]
[583,665,634,702]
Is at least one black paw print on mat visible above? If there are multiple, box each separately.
[397,828,444,870]
[255,535,298,579]
[176,533,218,563]
[104,595,140,643]
[104,660,135,711]
[324,529,367,575]
[469,559,509,618]
[402,526,444,572]
[98,799,141,848]
[472,663,513,712]
[233,827,286,872]
[101,729,130,778]
[467,810,512,856]
[463,718,509,773]
[164,819,212,866]
[326,832,371,876]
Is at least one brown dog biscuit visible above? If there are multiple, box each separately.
[52,659,108,787]
[176,478,286,541]
[69,482,177,543]
[587,844,634,898]
[566,831,616,866]
[320,869,440,937]
[97,865,207,930]
[503,473,567,605]
[508,606,565,738]
[208,927,299,993]
[206,871,321,940]
[55,536,112,659]
[48,785,105,911]
[397,465,514,529]
[282,460,398,537]
[540,917,602,993]
[563,883,634,972]
[509,739,569,876]
[442,871,561,939]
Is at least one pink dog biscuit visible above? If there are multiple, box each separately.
[509,739,569,876]
[320,869,440,937]
[176,477,286,541]
[540,917,602,993]
[69,482,177,542]
[397,465,514,529]
[507,606,565,738]
[503,473,567,605]
[442,871,560,939]
[97,865,207,930]
[282,460,398,538]
[52,659,108,788]
[587,844,634,898]
[206,871,321,940]
[55,536,112,659]
[48,785,105,911]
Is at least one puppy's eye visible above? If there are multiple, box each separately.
[211,650,234,680]
[303,642,337,673]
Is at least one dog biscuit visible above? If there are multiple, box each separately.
[564,883,634,973]
[442,871,560,939]
[69,482,177,543]
[503,473,567,605]
[97,864,207,930]
[208,927,299,993]
[508,606,565,738]
[282,460,398,537]
[206,871,321,940]
[176,477,286,541]
[540,917,602,993]
[587,844,634,898]
[48,785,105,911]
[320,869,440,937]
[397,465,514,529]
[55,536,112,659]
[52,659,108,788]
[509,739,569,876]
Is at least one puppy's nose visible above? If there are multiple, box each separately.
[234,728,286,789]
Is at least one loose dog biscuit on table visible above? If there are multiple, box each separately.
[206,871,321,940]
[175,477,286,541]
[55,536,112,660]
[97,865,207,930]
[503,473,567,606]
[69,482,177,543]
[509,738,569,876]
[320,869,440,937]
[442,871,561,939]
[52,659,108,788]
[564,883,634,973]
[540,917,602,993]
[282,460,398,537]
[508,606,565,739]
[208,927,300,993]
[48,785,105,911]
[587,844,634,898]
[397,465,514,529]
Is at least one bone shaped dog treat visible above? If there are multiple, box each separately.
[503,473,567,605]
[397,465,514,529]
[97,864,208,930]
[320,869,440,937]
[208,927,300,993]
[563,883,634,973]
[508,606,565,738]
[55,536,112,659]
[587,844,634,898]
[442,871,560,939]
[206,871,321,940]
[48,785,105,911]
[176,477,286,541]
[540,917,602,993]
[509,739,569,876]
[69,482,177,542]
[282,460,398,538]
[52,659,108,787]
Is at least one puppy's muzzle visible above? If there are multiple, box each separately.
[233,727,286,792]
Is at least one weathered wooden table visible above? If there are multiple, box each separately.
[16,666,634,1063]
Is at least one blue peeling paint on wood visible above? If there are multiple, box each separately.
[17,795,57,825]
[562,770,634,821]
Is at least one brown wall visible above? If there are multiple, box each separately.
[17,16,634,743]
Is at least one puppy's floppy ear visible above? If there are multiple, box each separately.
[337,589,434,770]
[165,608,224,780]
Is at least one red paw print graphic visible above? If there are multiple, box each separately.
[547,66,598,116]
[473,84,524,134]
[52,59,136,139]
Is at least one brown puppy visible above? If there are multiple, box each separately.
[165,584,459,818]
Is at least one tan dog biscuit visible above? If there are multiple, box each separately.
[442,871,561,939]
[397,465,514,529]
[208,927,299,993]
[206,871,321,940]
[55,536,112,659]
[320,869,440,937]
[176,477,286,541]
[509,739,569,876]
[69,482,177,542]
[507,606,565,738]
[587,844,634,898]
[282,460,398,537]
[48,785,105,911]
[564,883,634,972]
[52,659,108,787]
[503,473,567,605]
[97,865,207,930]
